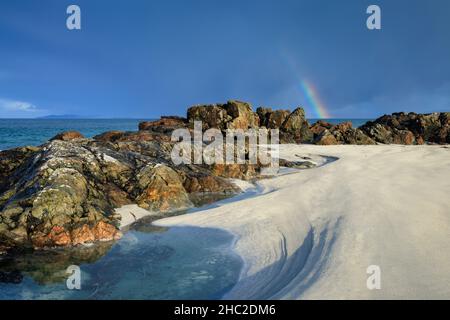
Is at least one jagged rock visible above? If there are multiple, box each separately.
[280,108,313,143]
[333,121,353,133]
[187,104,231,130]
[0,146,41,195]
[315,129,339,145]
[270,110,291,129]
[257,107,290,129]
[93,131,126,142]
[224,100,259,129]
[330,122,376,145]
[187,100,259,130]
[178,167,240,194]
[341,128,376,145]
[139,116,187,132]
[310,120,333,136]
[50,131,84,141]
[360,112,450,144]
[256,107,272,127]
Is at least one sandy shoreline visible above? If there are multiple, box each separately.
[154,144,450,299]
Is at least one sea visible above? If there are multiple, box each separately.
[0,118,372,150]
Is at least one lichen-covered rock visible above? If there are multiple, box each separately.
[211,163,258,180]
[136,164,193,212]
[0,136,244,252]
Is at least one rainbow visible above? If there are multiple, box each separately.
[300,80,331,119]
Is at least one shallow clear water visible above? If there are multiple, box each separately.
[0,223,242,300]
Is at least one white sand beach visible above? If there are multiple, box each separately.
[154,144,450,299]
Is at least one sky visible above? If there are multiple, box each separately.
[0,0,449,119]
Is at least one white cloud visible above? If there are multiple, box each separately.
[0,98,38,112]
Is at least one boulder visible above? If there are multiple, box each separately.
[139,116,187,132]
[314,129,339,145]
[187,100,259,131]
[256,107,290,129]
[50,131,84,141]
[187,104,230,130]
[310,120,333,136]
[280,108,313,143]
[136,164,193,212]
[224,100,259,130]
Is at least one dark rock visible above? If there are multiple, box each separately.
[224,100,259,129]
[93,131,126,142]
[139,116,187,132]
[187,100,259,131]
[310,120,333,136]
[280,108,313,143]
[0,270,23,284]
[257,107,290,129]
[360,112,450,144]
[314,129,339,145]
[187,103,231,130]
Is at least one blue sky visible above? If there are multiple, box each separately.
[0,0,449,118]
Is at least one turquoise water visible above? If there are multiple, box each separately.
[0,222,242,300]
[0,118,371,151]
[0,119,152,150]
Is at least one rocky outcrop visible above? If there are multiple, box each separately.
[50,131,84,141]
[187,101,315,144]
[187,100,259,131]
[257,107,291,129]
[311,121,376,145]
[136,164,193,212]
[310,120,333,136]
[360,112,450,144]
[280,108,313,143]
[94,130,172,143]
[0,136,243,253]
[138,116,187,133]
[315,129,339,145]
